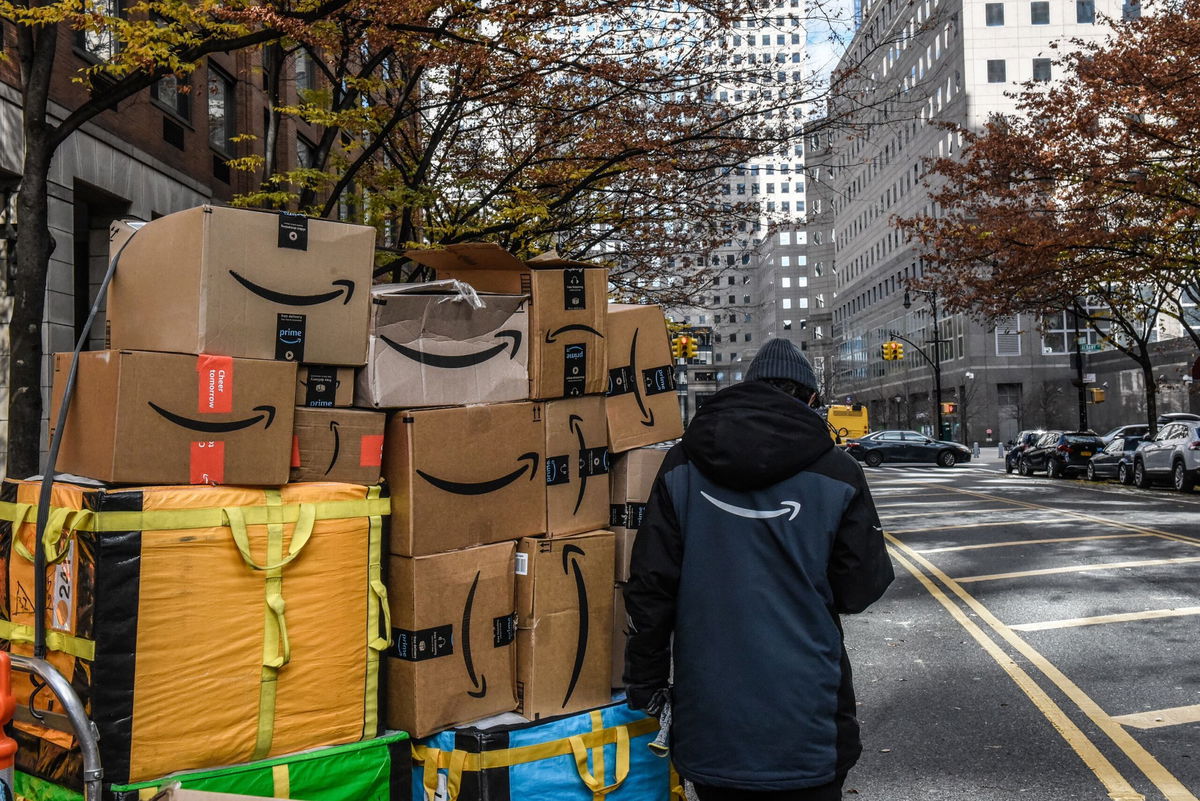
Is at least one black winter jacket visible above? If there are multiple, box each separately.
[623,381,894,791]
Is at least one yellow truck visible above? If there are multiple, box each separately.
[825,404,869,444]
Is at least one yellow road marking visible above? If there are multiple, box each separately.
[956,556,1200,583]
[891,518,1083,536]
[886,546,1145,801]
[888,533,1199,801]
[934,486,1200,548]
[1112,705,1200,730]
[880,507,1016,520]
[916,533,1150,553]
[1011,606,1200,632]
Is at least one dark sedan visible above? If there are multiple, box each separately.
[1018,431,1105,478]
[846,430,973,467]
[1087,435,1142,484]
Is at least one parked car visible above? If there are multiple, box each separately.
[1018,431,1105,478]
[1158,412,1200,424]
[845,430,973,467]
[1087,435,1143,484]
[1004,430,1046,474]
[1100,424,1149,445]
[1131,419,1200,491]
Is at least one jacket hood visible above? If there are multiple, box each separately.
[682,381,835,491]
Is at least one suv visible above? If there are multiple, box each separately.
[1019,431,1105,478]
[1005,430,1046,474]
[1132,420,1200,491]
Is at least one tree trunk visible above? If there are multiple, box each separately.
[1140,356,1158,437]
[9,138,55,479]
[8,25,58,479]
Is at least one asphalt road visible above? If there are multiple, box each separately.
[842,453,1200,801]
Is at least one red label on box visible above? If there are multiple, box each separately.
[190,441,225,485]
[360,434,384,467]
[197,355,234,414]
[291,435,301,468]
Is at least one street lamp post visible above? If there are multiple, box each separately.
[903,288,945,439]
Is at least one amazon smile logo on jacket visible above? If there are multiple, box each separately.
[701,490,802,520]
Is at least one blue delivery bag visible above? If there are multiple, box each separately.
[412,702,680,801]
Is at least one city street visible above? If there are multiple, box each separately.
[844,456,1200,801]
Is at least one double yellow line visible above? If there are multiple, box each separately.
[882,486,1200,801]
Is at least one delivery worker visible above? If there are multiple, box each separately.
[624,338,894,800]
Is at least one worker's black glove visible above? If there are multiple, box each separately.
[626,685,669,717]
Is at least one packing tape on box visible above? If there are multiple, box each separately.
[412,713,659,801]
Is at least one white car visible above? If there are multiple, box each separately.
[1132,420,1200,491]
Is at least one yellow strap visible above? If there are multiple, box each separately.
[362,484,385,739]
[13,507,86,565]
[590,709,607,799]
[670,765,687,801]
[253,490,288,760]
[272,763,291,798]
[411,716,660,773]
[421,745,440,801]
[226,502,316,573]
[0,498,389,532]
[445,747,468,801]
[569,726,630,798]
[138,789,156,800]
[0,620,96,661]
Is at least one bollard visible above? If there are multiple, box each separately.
[0,652,16,801]
[997,443,1006,458]
[972,441,981,457]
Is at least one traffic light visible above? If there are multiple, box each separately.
[881,342,895,360]
[1089,387,1106,404]
[894,342,904,360]
[671,337,684,359]
[685,337,699,359]
[940,402,958,415]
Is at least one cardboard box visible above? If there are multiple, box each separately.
[544,397,610,537]
[405,244,608,400]
[514,532,614,720]
[107,206,375,365]
[609,446,669,582]
[604,304,683,452]
[384,402,546,556]
[296,365,355,407]
[355,281,529,408]
[612,583,627,690]
[51,350,295,485]
[386,541,518,737]
[290,407,386,484]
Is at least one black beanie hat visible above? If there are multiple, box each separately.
[745,338,818,390]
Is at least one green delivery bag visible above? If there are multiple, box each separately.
[16,733,410,801]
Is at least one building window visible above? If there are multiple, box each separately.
[207,64,236,155]
[987,59,1006,83]
[297,135,317,168]
[728,295,736,304]
[151,75,190,122]
[294,49,318,93]
[78,0,120,61]
[783,320,793,330]
[995,315,1021,356]
[744,333,752,342]
[985,3,1005,24]
[1076,0,1095,22]
[1122,0,1141,18]
[1032,58,1052,82]
[782,298,792,309]
[729,333,737,343]
[1030,1,1049,23]
[781,277,791,288]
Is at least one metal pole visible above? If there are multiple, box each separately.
[1073,303,1089,432]
[931,293,943,439]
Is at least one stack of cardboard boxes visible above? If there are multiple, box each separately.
[382,244,683,737]
[8,206,684,797]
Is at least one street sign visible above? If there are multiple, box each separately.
[1080,344,1102,353]
[1083,373,1096,384]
